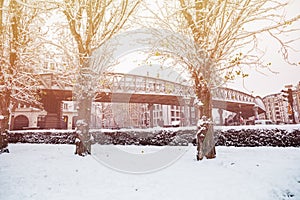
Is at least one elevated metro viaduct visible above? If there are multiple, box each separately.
[34,73,265,129]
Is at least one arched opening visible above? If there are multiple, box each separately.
[13,115,29,130]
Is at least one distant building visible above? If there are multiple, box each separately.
[11,101,197,130]
[263,82,300,124]
[61,101,78,129]
[263,93,289,124]
[11,104,46,130]
[161,104,197,127]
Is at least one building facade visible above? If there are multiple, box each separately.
[11,101,197,130]
[263,93,289,124]
[10,104,47,130]
[263,82,300,124]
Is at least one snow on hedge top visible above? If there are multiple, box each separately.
[216,124,300,132]
[8,124,300,134]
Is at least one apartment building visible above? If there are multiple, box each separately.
[263,94,289,123]
[66,102,197,129]
[263,82,300,124]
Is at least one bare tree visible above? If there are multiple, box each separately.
[55,0,140,156]
[0,0,61,147]
[0,0,48,151]
[141,0,300,160]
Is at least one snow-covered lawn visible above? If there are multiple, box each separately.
[1,144,300,200]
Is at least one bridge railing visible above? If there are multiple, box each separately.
[100,73,195,97]
[38,73,74,90]
[38,72,259,108]
[212,87,255,104]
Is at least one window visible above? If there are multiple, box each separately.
[63,103,68,110]
[171,111,175,117]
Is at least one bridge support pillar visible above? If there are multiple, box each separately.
[253,105,259,120]
[148,104,154,128]
[218,108,224,125]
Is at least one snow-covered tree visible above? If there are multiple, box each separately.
[55,0,141,156]
[140,0,300,160]
[0,0,48,149]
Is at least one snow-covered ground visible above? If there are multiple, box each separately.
[1,144,300,200]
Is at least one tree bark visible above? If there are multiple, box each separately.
[75,95,93,156]
[74,67,94,156]
[75,103,92,156]
[0,0,20,152]
[195,77,216,160]
[0,92,10,153]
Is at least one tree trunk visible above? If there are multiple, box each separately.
[0,91,10,130]
[202,91,216,159]
[75,95,93,156]
[74,67,94,156]
[195,79,216,160]
[0,91,10,153]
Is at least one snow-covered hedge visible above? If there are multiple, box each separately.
[8,130,76,144]
[97,129,194,146]
[215,128,300,147]
[7,127,300,147]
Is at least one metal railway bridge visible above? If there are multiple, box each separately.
[37,72,265,128]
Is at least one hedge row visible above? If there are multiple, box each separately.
[215,129,300,147]
[7,128,300,147]
[8,131,77,144]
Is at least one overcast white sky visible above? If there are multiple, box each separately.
[114,0,300,97]
[227,0,300,97]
